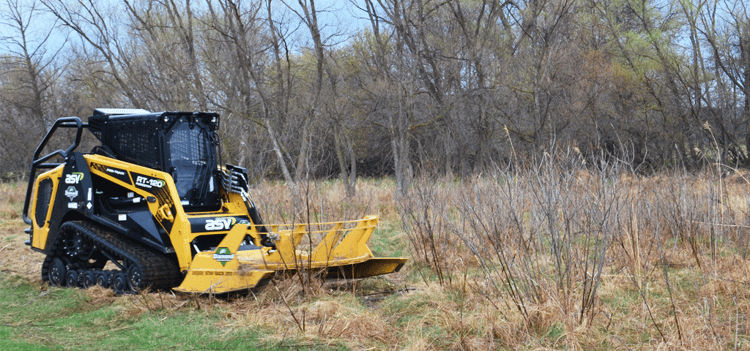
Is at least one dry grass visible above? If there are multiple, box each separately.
[398,156,750,350]
[0,182,24,220]
[251,178,399,225]
[3,168,750,349]
[0,182,43,280]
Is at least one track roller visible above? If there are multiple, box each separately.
[48,258,67,286]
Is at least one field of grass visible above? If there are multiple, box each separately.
[2,163,750,350]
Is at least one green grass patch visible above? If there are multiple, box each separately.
[0,274,280,351]
[370,221,407,258]
[599,284,640,317]
[0,324,52,351]
[380,290,436,328]
[541,322,566,347]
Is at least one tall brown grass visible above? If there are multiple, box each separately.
[399,153,750,349]
[3,165,750,349]
[0,182,24,220]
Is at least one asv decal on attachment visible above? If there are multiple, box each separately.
[135,176,165,189]
[213,247,234,266]
[65,172,84,184]
[205,217,236,231]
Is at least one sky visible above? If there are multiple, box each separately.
[0,0,370,58]
[0,0,64,57]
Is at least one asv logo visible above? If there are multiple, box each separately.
[135,176,165,189]
[205,217,236,231]
[65,172,84,184]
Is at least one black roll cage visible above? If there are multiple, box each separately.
[22,117,85,225]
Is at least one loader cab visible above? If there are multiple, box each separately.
[88,109,222,211]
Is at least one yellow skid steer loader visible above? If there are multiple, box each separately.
[22,109,406,294]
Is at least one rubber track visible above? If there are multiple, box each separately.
[65,221,182,291]
[41,251,53,283]
[40,231,67,284]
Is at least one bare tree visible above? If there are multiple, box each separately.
[42,0,146,108]
[698,0,750,165]
[0,0,62,177]
[122,0,208,110]
[202,0,301,195]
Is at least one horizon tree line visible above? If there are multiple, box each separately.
[1,0,749,195]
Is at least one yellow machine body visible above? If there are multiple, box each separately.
[24,111,405,294]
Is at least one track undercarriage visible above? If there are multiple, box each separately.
[41,221,181,293]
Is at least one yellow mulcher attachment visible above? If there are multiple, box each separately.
[176,216,406,294]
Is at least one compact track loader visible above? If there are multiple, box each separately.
[23,109,406,294]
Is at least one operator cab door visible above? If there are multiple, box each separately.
[166,116,220,211]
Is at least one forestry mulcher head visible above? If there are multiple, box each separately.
[22,109,406,294]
